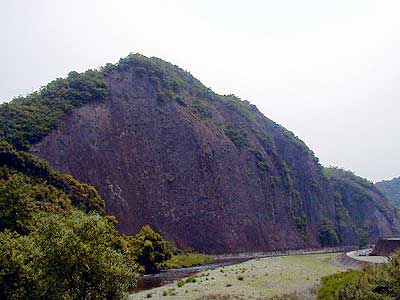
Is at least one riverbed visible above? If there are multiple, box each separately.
[129,253,345,300]
[132,257,250,292]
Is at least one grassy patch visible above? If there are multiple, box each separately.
[164,253,212,269]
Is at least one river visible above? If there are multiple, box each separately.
[131,247,350,293]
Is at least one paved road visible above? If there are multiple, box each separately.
[346,250,388,264]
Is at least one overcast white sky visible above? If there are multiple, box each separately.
[1,0,400,182]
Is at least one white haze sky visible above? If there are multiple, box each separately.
[1,0,400,182]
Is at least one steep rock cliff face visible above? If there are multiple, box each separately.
[376,177,400,209]
[1,54,398,253]
[324,168,400,245]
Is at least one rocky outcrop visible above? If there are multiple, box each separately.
[2,54,399,253]
[324,168,400,246]
[376,177,400,209]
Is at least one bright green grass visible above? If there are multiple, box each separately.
[164,253,213,269]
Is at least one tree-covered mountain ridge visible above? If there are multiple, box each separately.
[1,53,399,253]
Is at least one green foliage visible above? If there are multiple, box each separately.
[130,225,172,273]
[164,253,212,269]
[318,270,364,300]
[0,141,141,298]
[0,141,104,213]
[0,70,107,150]
[220,94,258,123]
[177,279,185,287]
[0,231,41,300]
[0,171,70,234]
[0,211,137,300]
[323,167,374,189]
[104,53,215,100]
[318,252,400,300]
[323,166,393,247]
[192,100,212,119]
[185,276,197,283]
[224,127,248,148]
[319,219,340,247]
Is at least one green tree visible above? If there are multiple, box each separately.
[0,231,43,300]
[0,211,137,300]
[0,174,36,233]
[34,211,137,299]
[132,225,172,273]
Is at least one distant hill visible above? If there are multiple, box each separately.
[376,177,400,209]
[1,53,399,253]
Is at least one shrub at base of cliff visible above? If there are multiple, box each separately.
[0,142,139,299]
[317,270,364,300]
[128,225,172,274]
[318,252,400,300]
[0,211,137,300]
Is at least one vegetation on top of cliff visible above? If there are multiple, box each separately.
[323,166,398,247]
[1,53,389,253]
[324,167,374,190]
[318,253,400,300]
[0,53,313,162]
[0,69,107,150]
[376,177,400,209]
[103,53,216,101]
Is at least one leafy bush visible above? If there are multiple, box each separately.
[0,171,72,234]
[0,211,137,300]
[129,225,172,273]
[177,279,185,287]
[318,252,400,300]
[317,270,364,300]
[0,141,144,299]
[0,141,104,213]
